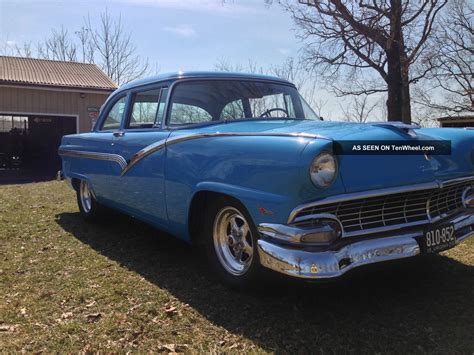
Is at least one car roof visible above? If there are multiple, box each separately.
[115,71,294,93]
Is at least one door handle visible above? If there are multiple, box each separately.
[113,131,125,138]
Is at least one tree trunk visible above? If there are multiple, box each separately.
[401,69,412,124]
[385,0,409,123]
[400,41,412,123]
[386,52,404,122]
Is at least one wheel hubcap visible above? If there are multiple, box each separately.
[80,180,92,213]
[213,206,254,276]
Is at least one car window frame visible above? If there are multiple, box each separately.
[163,77,301,130]
[121,83,170,132]
[124,87,168,131]
[96,93,129,132]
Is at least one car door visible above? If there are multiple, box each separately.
[109,86,170,225]
[87,93,129,203]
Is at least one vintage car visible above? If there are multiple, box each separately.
[59,72,474,286]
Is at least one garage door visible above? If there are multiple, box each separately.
[0,114,77,184]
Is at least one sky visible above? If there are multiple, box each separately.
[0,0,302,71]
[0,0,360,119]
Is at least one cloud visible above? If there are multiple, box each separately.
[164,24,197,38]
[6,40,17,46]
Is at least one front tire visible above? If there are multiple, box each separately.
[76,180,107,222]
[204,197,262,288]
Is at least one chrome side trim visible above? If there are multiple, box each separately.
[120,139,167,176]
[258,213,474,279]
[59,149,127,170]
[120,132,329,176]
[288,176,474,224]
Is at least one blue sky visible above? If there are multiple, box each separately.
[0,0,365,119]
[0,0,302,72]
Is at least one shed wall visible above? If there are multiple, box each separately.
[0,86,112,132]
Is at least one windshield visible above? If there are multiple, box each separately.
[168,80,320,125]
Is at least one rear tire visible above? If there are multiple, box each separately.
[203,197,262,288]
[76,180,108,222]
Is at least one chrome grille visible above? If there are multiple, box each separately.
[292,180,472,236]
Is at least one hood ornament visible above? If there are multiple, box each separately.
[371,121,420,138]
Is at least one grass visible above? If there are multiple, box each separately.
[0,180,473,353]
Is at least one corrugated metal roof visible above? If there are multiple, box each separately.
[0,56,117,91]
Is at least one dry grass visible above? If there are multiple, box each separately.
[0,181,473,353]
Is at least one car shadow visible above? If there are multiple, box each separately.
[55,212,474,353]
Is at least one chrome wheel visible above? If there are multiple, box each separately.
[213,206,254,276]
[79,180,92,213]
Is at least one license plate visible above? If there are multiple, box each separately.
[422,223,456,253]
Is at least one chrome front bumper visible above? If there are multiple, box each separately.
[257,213,474,279]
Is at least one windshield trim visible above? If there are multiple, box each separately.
[162,77,299,130]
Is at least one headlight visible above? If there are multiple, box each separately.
[310,152,337,188]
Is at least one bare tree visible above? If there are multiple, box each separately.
[2,10,149,85]
[312,97,328,118]
[75,27,96,64]
[283,0,448,123]
[411,102,439,127]
[416,0,473,115]
[268,57,319,106]
[340,95,378,122]
[215,58,262,74]
[13,42,34,58]
[37,26,78,61]
[85,10,149,85]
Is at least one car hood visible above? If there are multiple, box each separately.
[192,119,383,139]
[192,120,474,193]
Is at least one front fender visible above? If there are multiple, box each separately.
[163,134,342,241]
[194,181,289,225]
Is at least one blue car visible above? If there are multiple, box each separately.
[59,72,474,286]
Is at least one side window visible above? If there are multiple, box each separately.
[127,89,161,129]
[101,96,126,131]
[220,99,245,120]
[170,103,212,125]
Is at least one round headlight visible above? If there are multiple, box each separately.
[310,152,337,188]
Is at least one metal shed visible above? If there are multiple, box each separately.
[0,56,117,182]
[437,115,474,128]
